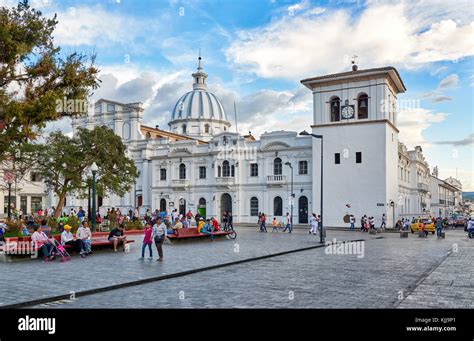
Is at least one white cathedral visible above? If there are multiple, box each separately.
[5,57,461,227]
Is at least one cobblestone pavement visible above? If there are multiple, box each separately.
[24,229,473,309]
[0,227,362,307]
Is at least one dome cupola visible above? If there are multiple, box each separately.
[169,53,231,141]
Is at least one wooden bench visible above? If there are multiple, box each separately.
[51,235,134,251]
[167,227,235,241]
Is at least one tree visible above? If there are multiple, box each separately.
[30,126,138,218]
[0,1,100,161]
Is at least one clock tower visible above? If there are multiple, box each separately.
[301,64,406,228]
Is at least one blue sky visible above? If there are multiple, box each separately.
[3,0,473,189]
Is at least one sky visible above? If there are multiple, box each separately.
[2,0,473,190]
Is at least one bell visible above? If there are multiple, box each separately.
[359,100,367,109]
[333,101,338,108]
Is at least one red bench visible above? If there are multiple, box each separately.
[167,227,235,241]
[51,235,134,250]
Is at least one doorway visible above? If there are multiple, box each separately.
[298,196,308,224]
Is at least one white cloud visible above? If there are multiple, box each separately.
[398,107,448,148]
[53,5,158,50]
[226,3,474,80]
[438,74,459,89]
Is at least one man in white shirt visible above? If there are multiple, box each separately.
[77,221,92,255]
[309,213,318,235]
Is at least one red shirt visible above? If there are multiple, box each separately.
[212,219,219,231]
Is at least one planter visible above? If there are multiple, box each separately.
[17,236,32,242]
[4,237,18,243]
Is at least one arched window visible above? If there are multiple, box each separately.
[179,163,186,179]
[250,197,259,216]
[204,124,210,133]
[231,165,235,177]
[160,198,166,212]
[274,157,282,176]
[222,160,230,177]
[273,196,283,216]
[357,93,368,119]
[182,124,187,134]
[217,166,221,177]
[330,96,340,122]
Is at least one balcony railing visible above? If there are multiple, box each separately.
[215,177,235,186]
[417,183,429,192]
[266,175,286,184]
[171,179,189,187]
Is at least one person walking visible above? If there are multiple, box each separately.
[309,213,318,235]
[435,216,443,238]
[260,213,267,232]
[272,217,278,232]
[141,222,153,259]
[152,218,167,261]
[349,215,355,231]
[380,214,386,229]
[282,212,292,233]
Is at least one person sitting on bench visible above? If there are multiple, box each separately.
[201,219,214,241]
[108,224,128,252]
[31,225,55,261]
[61,225,87,258]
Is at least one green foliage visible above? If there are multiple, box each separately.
[66,215,81,233]
[4,219,24,237]
[124,220,144,231]
[26,126,138,217]
[0,0,100,160]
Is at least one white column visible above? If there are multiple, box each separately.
[142,159,151,209]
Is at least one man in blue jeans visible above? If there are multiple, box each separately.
[435,216,443,238]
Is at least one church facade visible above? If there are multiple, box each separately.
[54,58,462,227]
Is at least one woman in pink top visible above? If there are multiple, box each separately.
[141,223,153,259]
[31,225,54,261]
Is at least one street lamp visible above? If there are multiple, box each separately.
[300,130,324,244]
[4,172,13,220]
[285,162,294,232]
[90,162,99,231]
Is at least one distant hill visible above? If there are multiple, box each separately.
[463,192,474,201]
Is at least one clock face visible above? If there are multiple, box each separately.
[341,105,354,119]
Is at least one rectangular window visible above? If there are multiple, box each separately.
[356,152,362,164]
[250,163,258,177]
[31,196,43,212]
[30,172,42,182]
[199,166,206,179]
[20,196,27,215]
[298,161,308,174]
[160,169,166,181]
[3,196,16,214]
[335,153,340,164]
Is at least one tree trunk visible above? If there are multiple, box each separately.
[54,191,67,219]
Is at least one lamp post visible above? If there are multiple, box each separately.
[300,130,324,244]
[90,162,99,231]
[285,162,294,232]
[4,172,13,220]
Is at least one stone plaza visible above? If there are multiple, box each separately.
[0,227,472,309]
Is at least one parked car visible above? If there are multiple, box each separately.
[410,218,435,234]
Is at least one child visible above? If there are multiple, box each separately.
[272,217,278,232]
[141,223,153,259]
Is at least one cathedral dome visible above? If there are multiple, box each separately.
[171,89,227,122]
[168,54,231,140]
